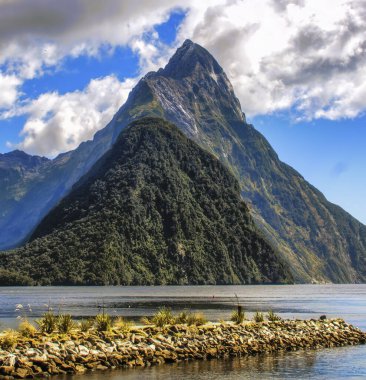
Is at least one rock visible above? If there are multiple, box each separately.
[14,368,28,379]
[0,367,13,376]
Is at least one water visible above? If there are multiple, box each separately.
[1,284,366,379]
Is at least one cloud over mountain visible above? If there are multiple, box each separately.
[1,0,366,156]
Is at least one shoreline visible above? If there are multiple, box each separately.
[1,318,365,379]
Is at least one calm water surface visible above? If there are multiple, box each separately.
[1,284,365,379]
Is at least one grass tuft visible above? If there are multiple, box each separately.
[253,311,264,323]
[114,317,132,334]
[95,313,112,332]
[79,318,94,333]
[231,308,245,324]
[267,310,282,322]
[187,312,207,326]
[36,311,58,334]
[0,329,19,350]
[19,319,37,337]
[57,314,76,334]
[151,307,175,327]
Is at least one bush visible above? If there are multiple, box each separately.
[267,310,282,322]
[231,307,245,324]
[57,314,76,334]
[36,311,58,334]
[19,320,37,337]
[0,329,19,350]
[151,307,175,327]
[95,313,112,332]
[253,311,264,323]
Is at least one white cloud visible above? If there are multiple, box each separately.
[2,0,366,156]
[7,76,136,156]
[175,0,366,119]
[0,73,21,108]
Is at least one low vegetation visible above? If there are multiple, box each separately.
[253,311,264,323]
[36,311,58,334]
[0,302,285,351]
[231,307,246,324]
[267,310,282,322]
[0,329,19,350]
[19,320,37,337]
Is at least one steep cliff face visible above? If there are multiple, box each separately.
[0,118,291,285]
[0,40,365,283]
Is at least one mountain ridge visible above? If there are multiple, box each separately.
[0,118,292,285]
[0,40,365,283]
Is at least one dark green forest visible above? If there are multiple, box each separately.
[0,118,292,285]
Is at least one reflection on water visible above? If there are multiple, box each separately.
[57,345,366,380]
[1,284,366,379]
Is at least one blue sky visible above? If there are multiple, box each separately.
[0,0,365,224]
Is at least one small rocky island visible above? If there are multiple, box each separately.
[0,315,365,379]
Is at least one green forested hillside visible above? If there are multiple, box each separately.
[0,118,291,285]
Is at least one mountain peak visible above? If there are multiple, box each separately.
[160,39,223,79]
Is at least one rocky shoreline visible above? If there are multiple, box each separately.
[1,318,365,379]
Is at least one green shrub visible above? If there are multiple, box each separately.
[95,313,112,332]
[267,310,282,322]
[57,314,76,334]
[36,311,58,334]
[253,311,264,323]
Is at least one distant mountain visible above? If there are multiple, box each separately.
[0,118,292,285]
[0,40,365,283]
[0,150,49,249]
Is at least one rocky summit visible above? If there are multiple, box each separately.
[0,40,365,283]
[0,118,291,285]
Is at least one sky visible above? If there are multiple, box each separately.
[0,0,365,223]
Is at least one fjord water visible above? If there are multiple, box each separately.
[1,285,366,379]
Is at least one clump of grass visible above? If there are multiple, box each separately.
[36,311,58,334]
[19,319,37,337]
[114,317,132,334]
[0,329,19,350]
[140,316,152,325]
[267,310,282,322]
[187,312,207,326]
[79,318,94,333]
[253,311,264,323]
[175,311,189,324]
[57,314,76,334]
[151,307,175,327]
[95,313,112,332]
[231,307,245,324]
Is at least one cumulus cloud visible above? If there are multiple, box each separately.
[177,0,366,119]
[2,0,366,156]
[0,0,186,80]
[6,76,136,156]
[0,73,21,108]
